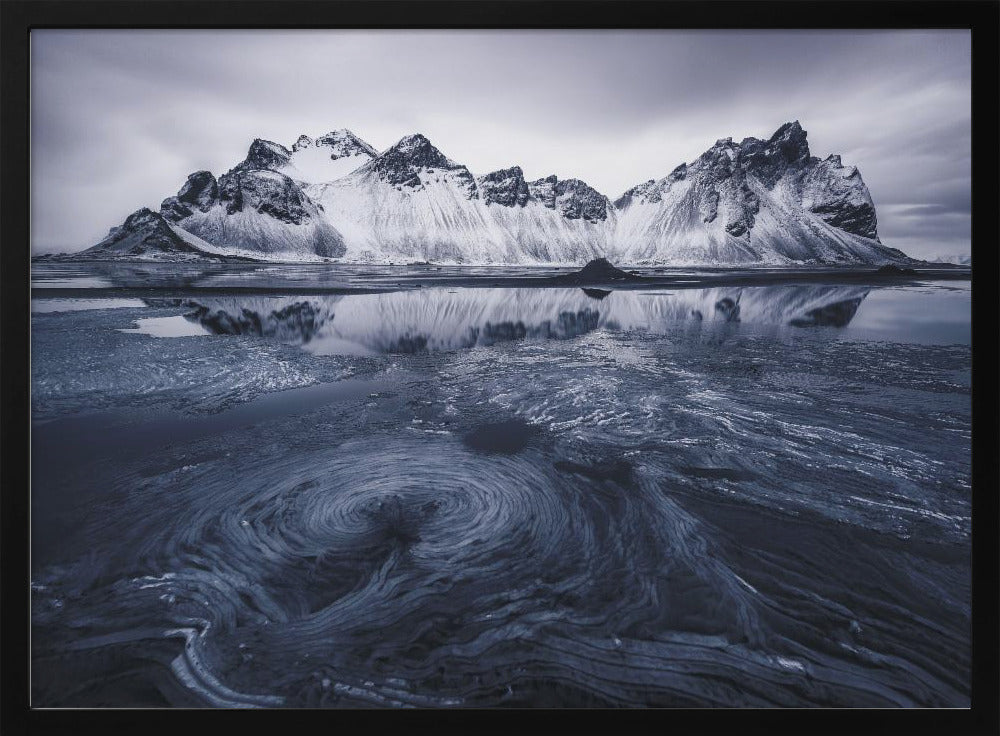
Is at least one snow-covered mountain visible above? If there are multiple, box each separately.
[281,129,378,185]
[69,122,912,266]
[307,135,611,263]
[614,122,906,265]
[154,142,347,260]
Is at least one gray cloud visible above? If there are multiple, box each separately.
[31,29,970,260]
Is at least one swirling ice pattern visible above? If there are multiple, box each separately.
[35,433,766,706]
[34,416,967,707]
[31,285,971,708]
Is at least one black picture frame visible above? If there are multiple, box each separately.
[2,2,997,734]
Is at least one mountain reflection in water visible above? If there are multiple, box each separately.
[30,273,970,709]
[153,285,870,355]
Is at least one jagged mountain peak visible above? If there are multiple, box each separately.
[314,128,377,158]
[360,133,477,198]
[120,207,163,231]
[385,133,451,164]
[160,170,219,222]
[318,127,362,141]
[243,138,292,171]
[477,166,529,207]
[765,120,811,165]
[273,129,379,185]
[612,120,899,263]
[80,206,213,260]
[77,121,909,266]
[527,175,608,222]
[235,132,378,183]
[772,119,804,138]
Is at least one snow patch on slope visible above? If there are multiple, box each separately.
[309,170,609,265]
[278,150,371,186]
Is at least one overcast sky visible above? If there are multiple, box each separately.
[31,30,970,259]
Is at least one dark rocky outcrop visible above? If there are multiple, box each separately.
[313,129,378,159]
[528,176,608,222]
[477,166,530,207]
[547,258,639,285]
[217,168,314,225]
[160,171,219,222]
[366,134,478,199]
[76,208,211,259]
[240,138,292,171]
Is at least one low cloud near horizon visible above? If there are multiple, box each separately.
[31,30,971,260]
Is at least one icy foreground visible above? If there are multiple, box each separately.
[30,274,971,707]
[69,122,909,265]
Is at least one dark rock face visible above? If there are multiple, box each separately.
[314,129,378,159]
[555,179,609,222]
[697,138,739,182]
[160,171,219,222]
[528,176,608,222]
[701,190,721,224]
[177,171,219,209]
[685,139,763,238]
[367,134,478,199]
[556,258,634,284]
[527,175,559,209]
[217,169,313,225]
[668,162,688,183]
[740,121,812,188]
[803,155,879,239]
[577,258,631,280]
[721,180,760,237]
[241,139,292,171]
[292,135,313,152]
[82,208,207,258]
[477,166,530,207]
[809,198,877,239]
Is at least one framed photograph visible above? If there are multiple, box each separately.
[3,1,997,733]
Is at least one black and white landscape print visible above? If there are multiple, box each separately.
[30,30,971,708]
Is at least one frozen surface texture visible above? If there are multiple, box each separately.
[31,266,970,708]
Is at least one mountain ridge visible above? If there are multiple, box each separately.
[61,122,912,266]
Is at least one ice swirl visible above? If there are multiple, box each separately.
[31,284,971,708]
[33,418,968,707]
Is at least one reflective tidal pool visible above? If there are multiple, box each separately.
[30,269,971,708]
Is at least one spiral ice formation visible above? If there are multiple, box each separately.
[31,282,971,708]
[33,418,968,707]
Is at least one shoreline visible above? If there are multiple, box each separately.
[30,263,971,298]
